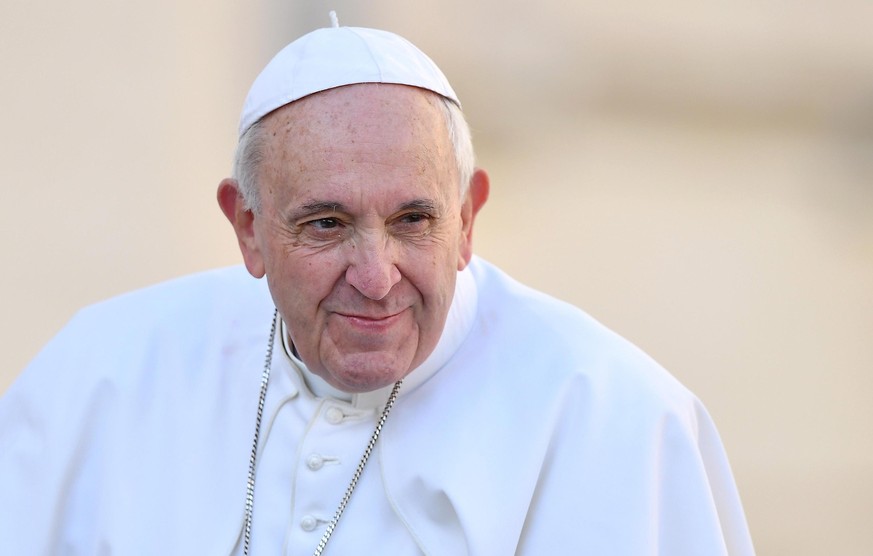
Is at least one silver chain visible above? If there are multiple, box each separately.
[243,308,403,556]
[243,308,278,556]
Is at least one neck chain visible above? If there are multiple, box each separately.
[243,308,403,556]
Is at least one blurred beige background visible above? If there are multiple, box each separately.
[2,1,871,554]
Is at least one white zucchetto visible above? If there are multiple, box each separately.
[238,22,459,138]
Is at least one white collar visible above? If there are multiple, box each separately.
[279,266,478,410]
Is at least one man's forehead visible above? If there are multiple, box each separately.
[239,23,459,139]
[263,83,445,132]
[258,89,456,210]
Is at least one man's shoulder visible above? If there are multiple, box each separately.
[86,264,264,308]
[74,265,270,329]
[470,257,591,324]
[24,266,274,384]
[467,256,623,350]
[466,257,693,406]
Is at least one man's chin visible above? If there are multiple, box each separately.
[320,353,414,393]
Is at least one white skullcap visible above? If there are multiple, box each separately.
[238,22,460,138]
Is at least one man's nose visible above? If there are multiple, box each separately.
[344,235,402,300]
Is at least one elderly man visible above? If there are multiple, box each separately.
[0,18,754,556]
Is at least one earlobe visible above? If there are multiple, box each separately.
[217,178,266,278]
[457,168,490,270]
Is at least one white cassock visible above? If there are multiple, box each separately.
[0,257,755,555]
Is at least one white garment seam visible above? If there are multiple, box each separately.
[378,427,432,556]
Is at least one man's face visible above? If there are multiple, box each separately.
[228,84,476,393]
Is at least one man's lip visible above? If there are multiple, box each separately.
[336,311,401,321]
[333,309,407,329]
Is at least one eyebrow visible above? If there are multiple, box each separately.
[398,199,439,213]
[296,201,346,216]
[292,199,440,218]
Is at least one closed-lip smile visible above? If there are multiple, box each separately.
[335,309,406,329]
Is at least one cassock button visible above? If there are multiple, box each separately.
[300,515,318,532]
[325,407,344,424]
[307,454,324,471]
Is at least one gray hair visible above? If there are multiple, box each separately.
[233,94,475,213]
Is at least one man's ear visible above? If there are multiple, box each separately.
[457,168,490,270]
[217,178,266,278]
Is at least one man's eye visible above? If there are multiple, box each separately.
[309,218,339,229]
[399,213,428,224]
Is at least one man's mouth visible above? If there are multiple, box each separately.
[335,310,406,330]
